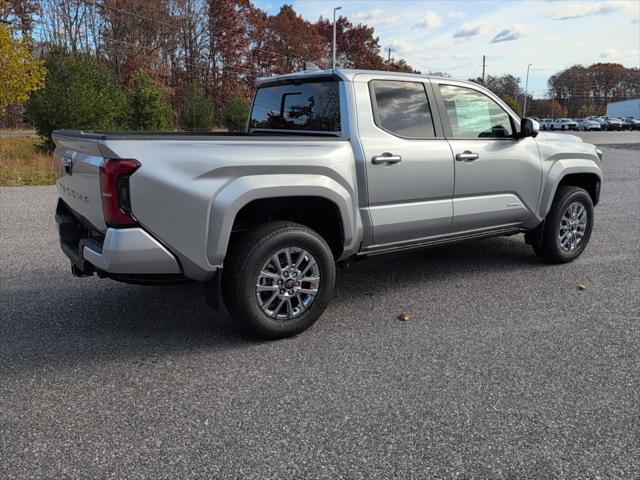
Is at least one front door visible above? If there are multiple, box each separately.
[357,78,455,246]
[434,82,542,233]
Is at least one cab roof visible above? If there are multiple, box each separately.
[255,68,456,86]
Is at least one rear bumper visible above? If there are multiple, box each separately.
[56,200,181,276]
[83,228,181,274]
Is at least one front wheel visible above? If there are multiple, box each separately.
[222,221,335,339]
[532,186,594,263]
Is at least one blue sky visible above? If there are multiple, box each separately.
[253,0,640,98]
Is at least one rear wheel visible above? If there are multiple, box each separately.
[222,221,335,339]
[532,186,594,263]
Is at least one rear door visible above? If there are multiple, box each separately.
[354,75,454,246]
[433,81,542,233]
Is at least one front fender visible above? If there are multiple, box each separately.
[207,174,360,267]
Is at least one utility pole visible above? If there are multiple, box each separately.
[523,63,533,117]
[332,6,342,69]
[387,48,393,70]
[481,55,486,84]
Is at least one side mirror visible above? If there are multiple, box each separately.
[519,117,540,138]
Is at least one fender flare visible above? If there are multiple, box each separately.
[539,159,602,218]
[206,174,358,267]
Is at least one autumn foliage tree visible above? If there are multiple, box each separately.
[0,23,44,114]
[548,63,639,117]
[265,5,326,74]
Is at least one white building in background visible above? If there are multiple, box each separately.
[606,98,640,118]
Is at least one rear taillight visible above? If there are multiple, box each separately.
[99,159,140,227]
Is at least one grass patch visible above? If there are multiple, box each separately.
[0,136,55,186]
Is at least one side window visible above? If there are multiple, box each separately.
[439,84,514,138]
[370,80,435,138]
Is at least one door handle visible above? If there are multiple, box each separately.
[372,153,402,165]
[455,151,479,162]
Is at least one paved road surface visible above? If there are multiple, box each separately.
[1,148,639,479]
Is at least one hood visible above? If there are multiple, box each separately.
[536,132,584,143]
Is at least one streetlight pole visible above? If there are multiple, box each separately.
[332,6,342,69]
[523,63,532,117]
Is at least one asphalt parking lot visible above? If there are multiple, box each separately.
[1,146,639,479]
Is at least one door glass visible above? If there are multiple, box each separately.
[371,80,435,138]
[439,85,514,138]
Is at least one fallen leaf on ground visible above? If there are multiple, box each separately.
[398,312,413,321]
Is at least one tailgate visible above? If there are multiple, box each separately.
[53,132,107,232]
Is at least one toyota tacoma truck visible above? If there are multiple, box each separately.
[54,69,603,338]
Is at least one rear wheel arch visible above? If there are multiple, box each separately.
[206,176,357,268]
[230,196,346,259]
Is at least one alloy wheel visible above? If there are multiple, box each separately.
[255,247,320,320]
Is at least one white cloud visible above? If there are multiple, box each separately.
[413,11,442,29]
[452,21,489,39]
[389,38,415,54]
[599,48,621,58]
[491,25,527,43]
[447,11,465,20]
[553,2,616,20]
[353,9,399,26]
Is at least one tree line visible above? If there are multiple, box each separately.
[2,0,639,142]
[470,63,639,118]
[2,0,416,138]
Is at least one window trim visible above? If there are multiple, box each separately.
[433,81,520,141]
[368,79,440,140]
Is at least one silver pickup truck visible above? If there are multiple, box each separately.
[54,68,603,338]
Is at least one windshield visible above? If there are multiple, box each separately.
[250,78,341,134]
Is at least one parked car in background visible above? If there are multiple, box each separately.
[551,118,579,131]
[540,118,554,130]
[622,117,640,130]
[586,116,606,127]
[580,118,602,131]
[600,117,623,131]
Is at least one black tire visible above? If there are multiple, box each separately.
[532,186,594,264]
[222,221,335,339]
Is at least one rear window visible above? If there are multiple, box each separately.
[249,79,341,133]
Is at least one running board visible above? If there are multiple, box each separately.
[358,227,522,257]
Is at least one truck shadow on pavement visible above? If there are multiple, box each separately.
[2,235,549,376]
